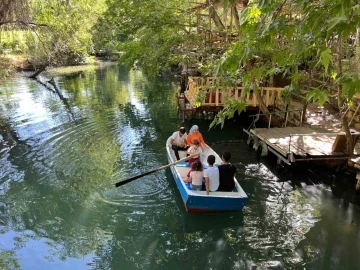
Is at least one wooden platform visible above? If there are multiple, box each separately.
[249,126,360,163]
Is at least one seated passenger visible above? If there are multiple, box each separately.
[217,151,236,192]
[188,160,204,191]
[170,127,188,160]
[204,155,219,195]
[187,139,202,167]
[186,125,206,148]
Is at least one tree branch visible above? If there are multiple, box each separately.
[0,20,48,27]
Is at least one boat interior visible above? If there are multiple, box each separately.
[167,138,246,198]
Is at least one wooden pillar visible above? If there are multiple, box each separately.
[356,173,360,190]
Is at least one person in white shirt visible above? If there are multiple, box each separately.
[170,127,188,160]
[204,155,219,195]
[187,139,202,167]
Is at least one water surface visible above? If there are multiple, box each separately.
[0,64,360,269]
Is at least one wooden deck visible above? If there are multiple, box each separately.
[249,126,360,164]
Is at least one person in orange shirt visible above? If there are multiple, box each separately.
[186,125,206,148]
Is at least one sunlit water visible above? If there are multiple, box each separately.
[0,64,360,269]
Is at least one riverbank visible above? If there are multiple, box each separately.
[0,54,102,81]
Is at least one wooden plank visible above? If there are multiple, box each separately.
[269,129,308,156]
[250,130,288,156]
[252,128,285,140]
[290,135,330,156]
[251,126,355,160]
[252,128,290,155]
[287,127,337,155]
[265,89,270,107]
[283,127,316,156]
[254,127,331,156]
[286,127,328,156]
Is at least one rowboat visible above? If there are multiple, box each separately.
[166,137,248,212]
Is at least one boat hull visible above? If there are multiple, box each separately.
[167,150,247,213]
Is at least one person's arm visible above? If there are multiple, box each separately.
[170,132,176,145]
[181,135,187,147]
[232,165,237,176]
[199,133,206,148]
[188,172,193,183]
[205,177,210,195]
[186,134,192,146]
[170,138,175,145]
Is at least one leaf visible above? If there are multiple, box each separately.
[342,79,360,100]
[317,48,332,73]
[306,88,329,106]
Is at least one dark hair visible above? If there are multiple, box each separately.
[191,160,203,171]
[179,127,186,134]
[193,139,200,145]
[222,151,231,162]
[207,155,215,165]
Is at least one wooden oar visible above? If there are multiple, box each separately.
[114,154,197,187]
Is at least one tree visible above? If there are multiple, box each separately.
[211,0,360,157]
[0,0,31,27]
[26,0,106,74]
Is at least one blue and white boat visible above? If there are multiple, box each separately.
[166,137,248,212]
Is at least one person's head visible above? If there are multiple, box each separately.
[222,151,231,162]
[193,139,200,148]
[191,160,203,171]
[179,127,186,136]
[189,125,199,134]
[207,155,215,166]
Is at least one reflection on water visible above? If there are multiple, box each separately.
[0,65,360,269]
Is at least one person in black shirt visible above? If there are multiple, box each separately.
[217,151,236,192]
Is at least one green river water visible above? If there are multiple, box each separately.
[0,63,360,270]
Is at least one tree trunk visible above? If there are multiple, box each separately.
[29,65,47,79]
[335,36,354,157]
[253,80,281,127]
[231,5,240,29]
[342,117,354,157]
[207,0,225,30]
[356,28,360,70]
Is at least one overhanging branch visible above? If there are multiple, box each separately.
[0,20,48,27]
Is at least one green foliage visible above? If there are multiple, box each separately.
[210,0,360,125]
[306,88,329,106]
[339,72,360,100]
[210,99,247,129]
[317,47,332,74]
[93,0,193,77]
[0,30,29,53]
[0,56,15,80]
[28,0,106,66]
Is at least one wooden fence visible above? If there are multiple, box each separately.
[184,77,285,108]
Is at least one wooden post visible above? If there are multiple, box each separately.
[265,89,270,106]
[300,110,304,127]
[289,135,292,154]
[268,115,272,129]
[356,173,360,190]
[215,88,219,105]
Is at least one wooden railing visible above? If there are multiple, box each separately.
[184,77,285,108]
